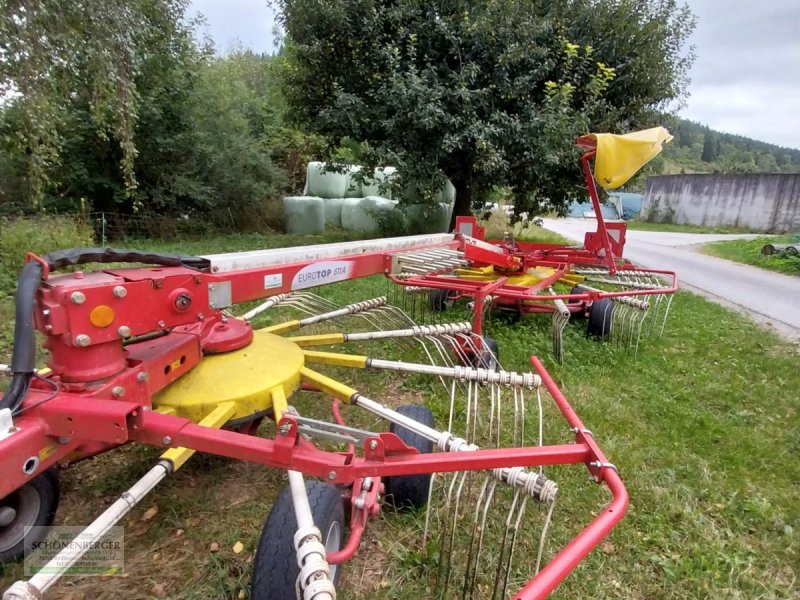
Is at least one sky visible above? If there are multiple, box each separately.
[190,0,800,150]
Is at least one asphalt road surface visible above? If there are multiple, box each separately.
[542,218,800,343]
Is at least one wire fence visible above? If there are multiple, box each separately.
[2,209,269,246]
[88,210,247,245]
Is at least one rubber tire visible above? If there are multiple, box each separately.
[587,298,614,338]
[384,405,435,510]
[569,285,588,320]
[468,337,499,371]
[429,289,454,312]
[0,469,60,564]
[251,481,345,600]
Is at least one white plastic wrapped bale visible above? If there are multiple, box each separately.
[283,196,325,234]
[339,198,362,231]
[361,166,398,199]
[305,162,348,199]
[344,165,363,198]
[438,179,456,205]
[324,198,345,227]
[406,202,453,234]
[341,196,398,233]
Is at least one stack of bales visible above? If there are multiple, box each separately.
[341,166,399,233]
[283,163,356,234]
[283,162,456,235]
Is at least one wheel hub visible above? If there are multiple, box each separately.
[0,506,16,527]
[0,486,41,552]
[324,520,341,580]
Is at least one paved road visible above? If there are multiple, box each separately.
[542,218,800,342]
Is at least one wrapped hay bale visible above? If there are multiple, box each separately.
[339,198,363,231]
[406,202,453,234]
[324,198,345,227]
[362,166,398,199]
[283,196,325,234]
[342,196,398,233]
[305,162,348,199]
[440,201,454,231]
[438,179,456,205]
[344,165,363,198]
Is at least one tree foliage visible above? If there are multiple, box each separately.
[0,0,194,206]
[658,117,800,176]
[0,2,315,225]
[273,0,696,219]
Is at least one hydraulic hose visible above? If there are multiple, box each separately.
[1,261,42,413]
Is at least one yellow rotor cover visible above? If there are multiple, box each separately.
[153,330,305,424]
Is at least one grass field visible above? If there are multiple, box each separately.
[0,229,798,599]
[703,235,800,276]
[625,220,756,235]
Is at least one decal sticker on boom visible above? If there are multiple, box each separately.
[291,261,353,290]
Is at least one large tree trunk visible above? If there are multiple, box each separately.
[450,177,473,231]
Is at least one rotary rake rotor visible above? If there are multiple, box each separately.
[0,237,625,600]
[387,232,677,363]
[388,128,679,362]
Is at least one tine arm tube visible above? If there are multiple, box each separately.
[352,395,556,502]
[289,471,335,600]
[366,359,540,388]
[343,323,472,341]
[298,297,386,326]
[241,293,291,320]
[4,461,172,600]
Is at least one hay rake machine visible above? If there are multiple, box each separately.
[0,232,626,600]
[390,127,679,361]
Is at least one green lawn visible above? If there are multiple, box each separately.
[625,220,757,234]
[0,230,798,599]
[703,235,800,276]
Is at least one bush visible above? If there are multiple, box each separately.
[0,215,93,295]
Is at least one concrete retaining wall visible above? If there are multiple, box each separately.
[642,174,800,232]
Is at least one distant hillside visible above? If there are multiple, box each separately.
[623,117,800,191]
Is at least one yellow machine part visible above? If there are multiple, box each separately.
[587,126,673,190]
[152,329,305,424]
[456,265,566,287]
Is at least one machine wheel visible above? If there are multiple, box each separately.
[0,469,60,564]
[429,289,454,312]
[568,285,588,319]
[251,481,345,600]
[587,298,614,338]
[384,405,435,510]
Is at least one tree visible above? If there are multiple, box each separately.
[702,130,718,162]
[0,0,192,208]
[273,0,696,221]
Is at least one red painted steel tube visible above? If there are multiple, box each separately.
[326,507,367,564]
[331,398,355,456]
[515,357,629,599]
[513,469,627,600]
[395,270,678,302]
[132,410,589,482]
[581,151,617,274]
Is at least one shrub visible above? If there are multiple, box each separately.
[0,215,93,295]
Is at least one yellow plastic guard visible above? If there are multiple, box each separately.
[152,330,304,423]
[583,127,672,190]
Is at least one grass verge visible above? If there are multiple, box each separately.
[625,220,757,234]
[0,228,797,599]
[702,235,800,276]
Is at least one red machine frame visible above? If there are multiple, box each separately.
[388,137,678,336]
[1,235,627,599]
